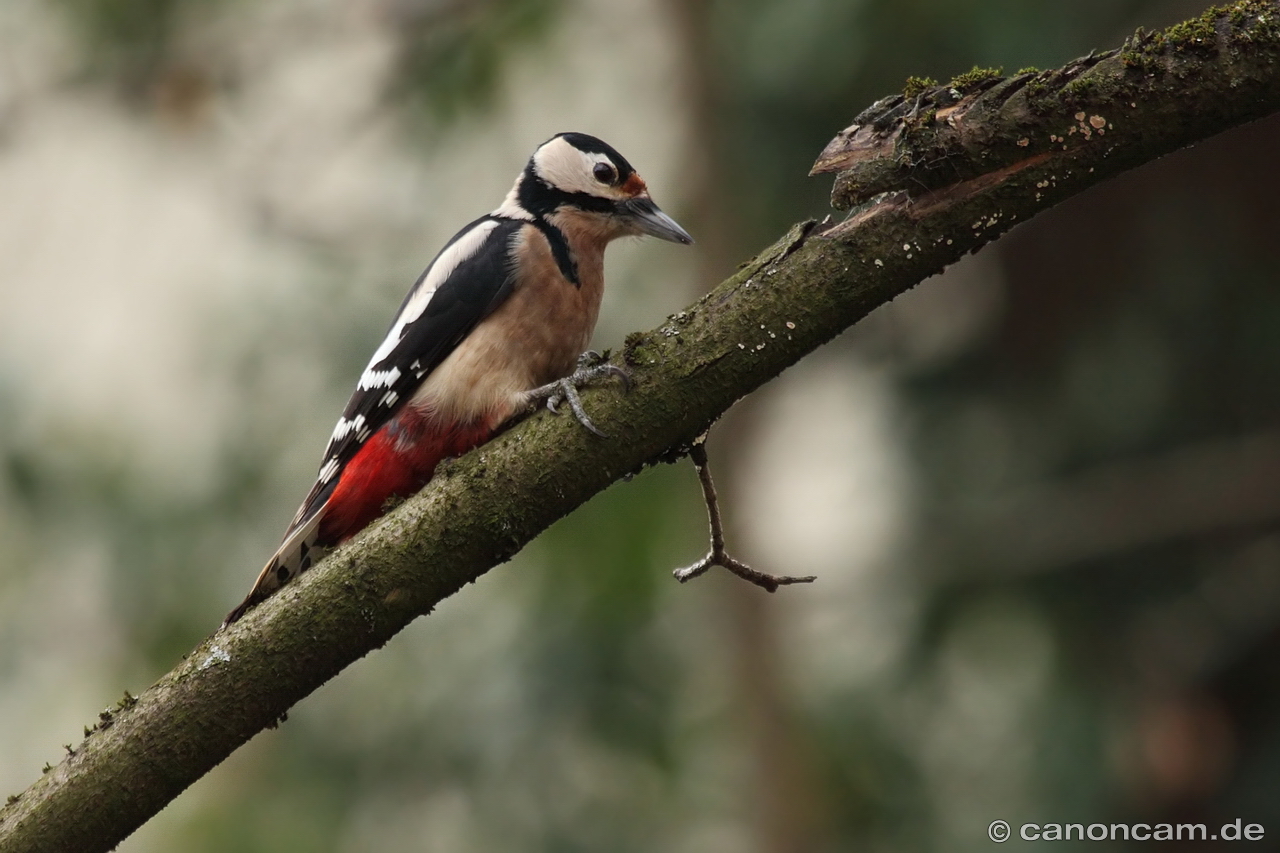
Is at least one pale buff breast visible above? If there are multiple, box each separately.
[409,221,607,426]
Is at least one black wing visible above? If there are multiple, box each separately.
[285,215,523,534]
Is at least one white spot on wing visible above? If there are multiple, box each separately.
[331,414,366,443]
[318,457,340,484]
[359,365,401,390]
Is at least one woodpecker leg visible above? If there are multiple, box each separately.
[527,351,630,438]
[674,437,817,592]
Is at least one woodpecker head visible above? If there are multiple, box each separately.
[497,132,693,245]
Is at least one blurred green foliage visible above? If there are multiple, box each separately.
[390,0,564,122]
[53,0,228,96]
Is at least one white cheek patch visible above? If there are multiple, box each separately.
[532,137,628,200]
[492,175,536,221]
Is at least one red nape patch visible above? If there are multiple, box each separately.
[319,409,497,545]
[621,173,647,197]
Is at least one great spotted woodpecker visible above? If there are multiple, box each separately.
[225,132,692,624]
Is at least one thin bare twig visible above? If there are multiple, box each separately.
[674,436,817,592]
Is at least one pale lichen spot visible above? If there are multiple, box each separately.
[200,645,231,670]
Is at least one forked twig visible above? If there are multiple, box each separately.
[673,436,817,592]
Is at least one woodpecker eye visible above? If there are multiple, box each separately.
[592,162,617,184]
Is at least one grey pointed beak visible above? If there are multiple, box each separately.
[620,197,694,244]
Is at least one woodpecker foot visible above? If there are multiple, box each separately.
[528,351,630,438]
[673,437,817,592]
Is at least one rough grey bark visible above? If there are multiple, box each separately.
[3,3,1279,851]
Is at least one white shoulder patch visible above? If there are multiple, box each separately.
[360,218,502,376]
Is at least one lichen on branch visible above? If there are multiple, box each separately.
[812,1,1280,210]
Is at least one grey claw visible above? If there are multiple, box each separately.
[600,364,631,393]
[580,417,608,439]
[525,353,631,438]
[561,379,609,437]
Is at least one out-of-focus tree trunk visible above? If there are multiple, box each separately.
[664,1,827,850]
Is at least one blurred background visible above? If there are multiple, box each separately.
[2,0,1278,850]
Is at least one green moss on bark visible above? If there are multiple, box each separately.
[948,65,1002,91]
[902,75,938,99]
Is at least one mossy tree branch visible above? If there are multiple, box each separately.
[4,2,1280,851]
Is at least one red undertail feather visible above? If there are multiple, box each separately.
[223,407,499,626]
[318,407,499,545]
